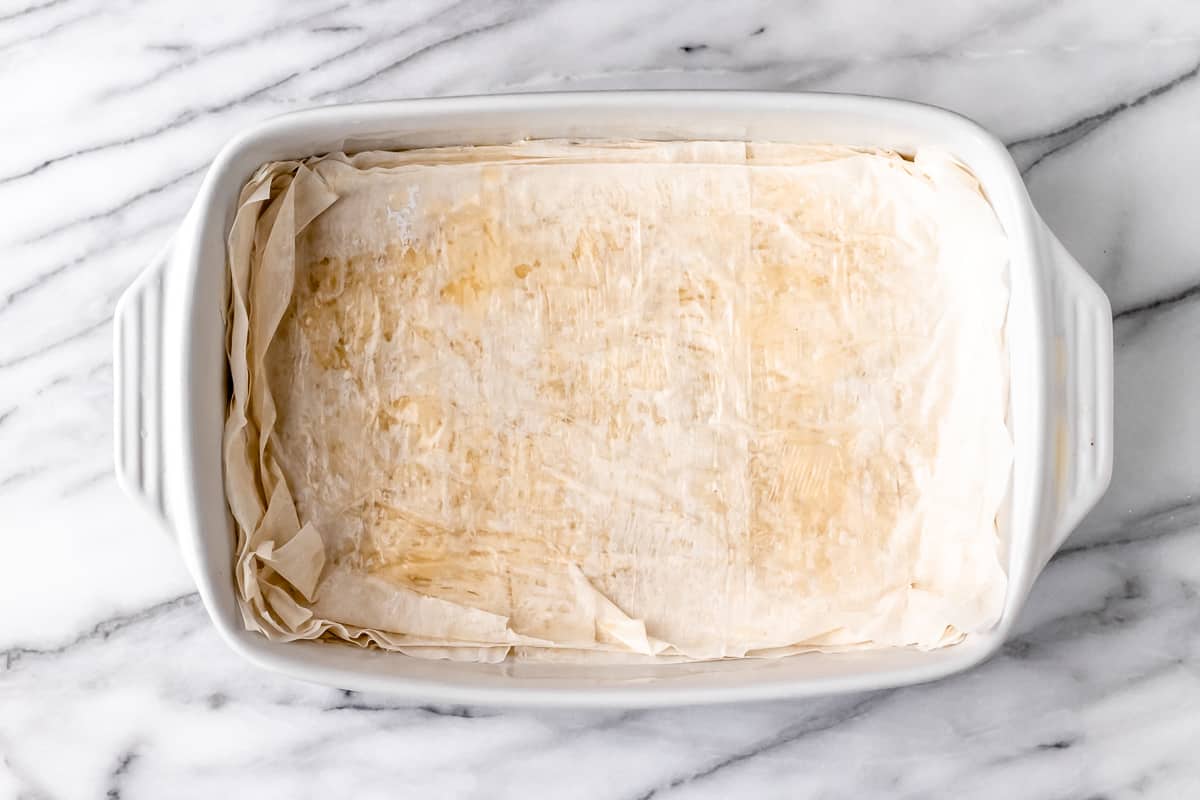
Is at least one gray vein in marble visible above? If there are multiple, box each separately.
[0,218,173,310]
[1006,577,1150,658]
[1067,496,1200,556]
[142,42,191,53]
[0,593,199,672]
[99,1,357,99]
[1,750,52,800]
[3,4,484,190]
[1110,290,1200,356]
[0,0,70,24]
[1016,568,1197,686]
[100,0,453,101]
[0,463,48,490]
[463,710,651,778]
[0,313,108,369]
[20,165,205,246]
[265,0,492,99]
[106,747,139,800]
[498,59,855,94]
[326,691,493,718]
[312,2,541,98]
[61,467,120,496]
[1010,54,1200,174]
[1112,279,1200,323]
[839,0,1075,70]
[0,4,99,52]
[594,0,1091,80]
[633,693,894,800]
[0,68,301,187]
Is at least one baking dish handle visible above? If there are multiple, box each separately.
[1041,224,1114,562]
[113,237,174,536]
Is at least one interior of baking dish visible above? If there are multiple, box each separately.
[167,94,1050,702]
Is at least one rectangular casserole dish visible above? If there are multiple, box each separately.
[114,91,1113,707]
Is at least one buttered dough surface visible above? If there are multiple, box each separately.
[224,141,1011,662]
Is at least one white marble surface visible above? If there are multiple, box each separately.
[3,1,1200,797]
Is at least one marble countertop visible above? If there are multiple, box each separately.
[4,1,1200,797]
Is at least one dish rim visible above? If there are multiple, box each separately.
[115,91,1111,706]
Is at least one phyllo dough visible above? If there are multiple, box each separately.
[224,140,1011,663]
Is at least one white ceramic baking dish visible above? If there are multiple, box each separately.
[113,91,1112,707]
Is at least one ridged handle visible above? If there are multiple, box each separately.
[113,238,174,533]
[1042,224,1114,562]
